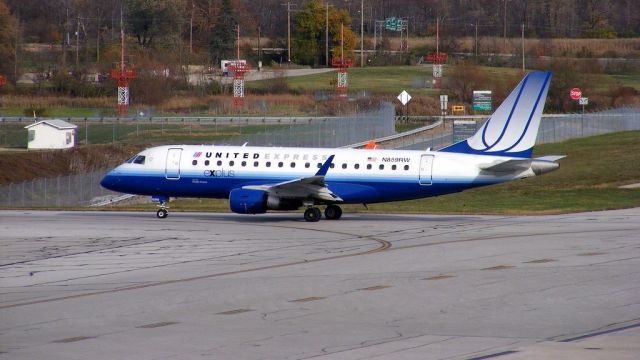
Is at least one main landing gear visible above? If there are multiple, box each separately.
[303,205,342,222]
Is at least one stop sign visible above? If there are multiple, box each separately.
[570,88,582,101]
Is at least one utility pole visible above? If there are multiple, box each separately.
[189,1,193,54]
[96,13,100,62]
[503,0,507,51]
[258,25,262,68]
[360,0,364,67]
[521,22,525,71]
[76,15,80,67]
[475,19,478,60]
[14,12,19,84]
[62,8,68,70]
[286,2,291,63]
[325,2,329,66]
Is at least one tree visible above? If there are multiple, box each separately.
[0,0,17,83]
[126,0,185,48]
[209,0,237,65]
[292,0,356,66]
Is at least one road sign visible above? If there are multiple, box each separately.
[397,90,412,105]
[440,95,448,111]
[452,105,465,114]
[473,90,492,112]
[579,97,588,105]
[570,88,582,101]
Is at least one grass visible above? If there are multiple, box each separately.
[249,66,442,96]
[104,131,640,215]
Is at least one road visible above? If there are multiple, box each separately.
[1,209,639,359]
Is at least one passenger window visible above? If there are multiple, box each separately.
[278,162,283,167]
[330,163,335,168]
[305,162,310,168]
[241,161,247,167]
[254,161,259,167]
[229,161,235,166]
[192,160,198,166]
[404,165,409,170]
[317,163,322,168]
[291,162,296,168]
[205,160,210,166]
[133,155,146,164]
[217,160,222,166]
[379,164,384,170]
[354,164,360,169]
[392,164,397,170]
[367,164,372,170]
[342,163,347,169]
[266,161,271,167]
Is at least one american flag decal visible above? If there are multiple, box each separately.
[193,152,202,158]
[367,156,377,162]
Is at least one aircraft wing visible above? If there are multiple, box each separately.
[242,155,343,202]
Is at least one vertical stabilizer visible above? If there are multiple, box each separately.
[440,71,552,158]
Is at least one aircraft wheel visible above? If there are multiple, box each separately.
[156,208,168,219]
[304,207,321,222]
[324,205,342,220]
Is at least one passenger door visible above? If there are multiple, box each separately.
[418,154,434,185]
[165,148,183,180]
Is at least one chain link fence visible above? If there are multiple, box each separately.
[398,107,640,150]
[0,170,115,208]
[0,105,395,208]
[0,105,395,148]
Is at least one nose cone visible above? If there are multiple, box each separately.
[100,171,121,192]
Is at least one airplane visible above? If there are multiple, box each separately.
[101,70,563,221]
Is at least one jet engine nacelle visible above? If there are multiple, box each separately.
[229,189,303,214]
[229,188,268,214]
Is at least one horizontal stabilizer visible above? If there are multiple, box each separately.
[534,155,566,162]
[479,159,532,173]
[479,155,565,174]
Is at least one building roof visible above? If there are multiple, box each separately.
[24,119,78,130]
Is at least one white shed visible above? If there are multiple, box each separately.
[24,119,78,150]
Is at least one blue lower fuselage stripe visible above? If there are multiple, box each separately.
[101,173,497,204]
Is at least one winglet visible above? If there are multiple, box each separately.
[315,155,335,176]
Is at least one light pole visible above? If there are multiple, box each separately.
[360,0,364,67]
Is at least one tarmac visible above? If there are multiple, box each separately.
[1,209,639,359]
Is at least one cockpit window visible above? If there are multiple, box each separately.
[125,155,137,163]
[133,155,146,164]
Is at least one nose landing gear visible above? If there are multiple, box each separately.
[153,196,170,219]
[156,208,168,218]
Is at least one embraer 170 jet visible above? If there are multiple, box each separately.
[101,71,563,221]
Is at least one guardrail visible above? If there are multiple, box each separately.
[343,119,443,148]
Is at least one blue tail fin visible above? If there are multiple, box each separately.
[440,71,552,158]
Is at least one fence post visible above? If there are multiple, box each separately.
[57,176,61,207]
